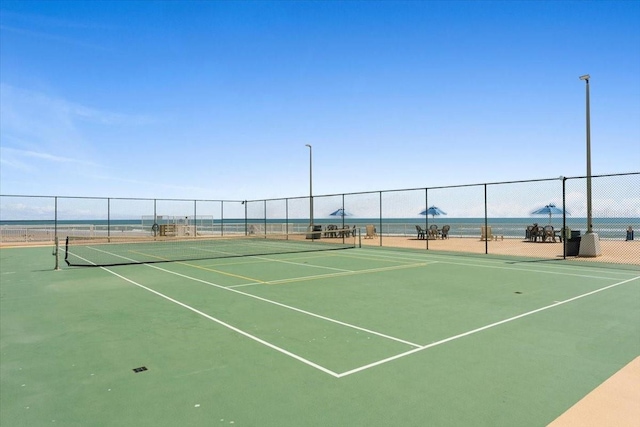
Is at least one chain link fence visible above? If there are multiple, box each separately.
[1,172,638,266]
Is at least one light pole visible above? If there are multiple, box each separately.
[305,144,314,229]
[580,74,593,233]
[578,74,601,256]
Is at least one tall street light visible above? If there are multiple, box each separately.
[578,74,601,256]
[580,74,593,233]
[305,144,314,229]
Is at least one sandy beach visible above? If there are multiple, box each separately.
[360,235,640,266]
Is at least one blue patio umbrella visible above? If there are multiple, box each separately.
[329,208,352,217]
[419,205,447,218]
[530,203,568,223]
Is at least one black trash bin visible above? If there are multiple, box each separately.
[306,225,323,239]
[566,230,581,256]
[626,227,634,241]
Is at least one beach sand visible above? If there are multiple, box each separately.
[548,357,640,427]
[360,235,640,266]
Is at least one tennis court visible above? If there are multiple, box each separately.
[1,241,639,426]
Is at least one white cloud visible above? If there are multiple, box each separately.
[0,84,153,137]
[1,146,86,163]
[0,84,156,193]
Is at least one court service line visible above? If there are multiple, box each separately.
[437,260,620,281]
[196,253,352,271]
[353,247,640,278]
[228,261,439,288]
[225,254,354,273]
[336,275,640,378]
[173,253,356,286]
[143,262,423,348]
[346,249,627,281]
[174,261,268,284]
[97,266,342,378]
[332,251,436,266]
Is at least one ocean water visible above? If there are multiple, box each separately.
[1,217,637,240]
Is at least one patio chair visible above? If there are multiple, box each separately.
[365,224,377,239]
[441,225,450,239]
[543,225,556,242]
[481,226,492,241]
[415,225,426,240]
[428,224,440,239]
[530,224,540,242]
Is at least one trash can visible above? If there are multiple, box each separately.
[626,227,634,241]
[306,225,323,239]
[566,230,581,256]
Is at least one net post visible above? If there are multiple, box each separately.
[54,236,60,270]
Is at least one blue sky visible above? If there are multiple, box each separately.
[1,0,639,203]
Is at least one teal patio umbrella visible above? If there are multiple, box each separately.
[531,203,568,224]
[419,206,447,218]
[329,208,352,217]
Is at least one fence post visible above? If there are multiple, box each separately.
[107,198,111,240]
[425,188,429,250]
[54,236,60,271]
[379,191,383,246]
[484,184,488,254]
[342,194,346,233]
[244,201,248,236]
[562,177,567,259]
[54,196,58,243]
[221,201,224,236]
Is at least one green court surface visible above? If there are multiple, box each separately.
[1,245,639,426]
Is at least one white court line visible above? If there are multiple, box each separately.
[437,260,620,281]
[345,248,633,281]
[68,249,346,377]
[99,267,342,378]
[228,261,438,288]
[144,262,423,348]
[71,246,639,379]
[336,275,640,378]
[80,246,422,347]
[237,254,353,273]
[360,247,640,277]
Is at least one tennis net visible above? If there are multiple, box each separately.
[64,230,357,267]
